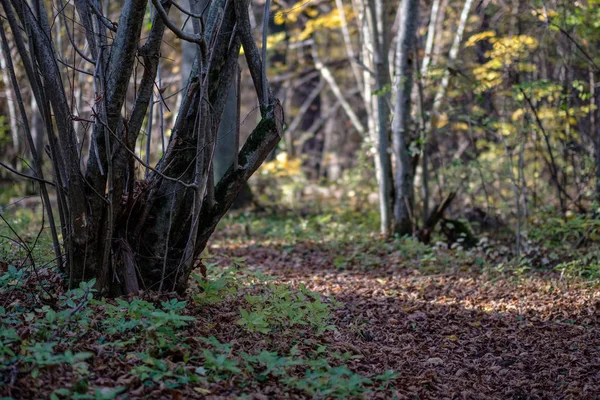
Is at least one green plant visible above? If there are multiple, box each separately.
[132,354,202,388]
[50,386,125,400]
[191,265,239,305]
[242,350,303,381]
[556,251,600,280]
[283,363,373,398]
[199,337,242,378]
[0,264,26,291]
[237,282,336,334]
[100,297,195,352]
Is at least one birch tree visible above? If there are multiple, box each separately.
[0,0,283,295]
[341,0,393,234]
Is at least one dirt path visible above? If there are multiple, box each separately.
[219,241,600,399]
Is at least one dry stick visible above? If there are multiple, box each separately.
[499,124,523,261]
[419,191,456,244]
[88,0,117,31]
[595,78,600,206]
[146,95,155,177]
[0,161,56,187]
[425,0,475,144]
[539,19,600,72]
[127,7,172,149]
[151,0,207,51]
[169,0,204,18]
[466,118,492,213]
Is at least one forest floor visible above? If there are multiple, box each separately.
[210,212,600,399]
[1,208,600,399]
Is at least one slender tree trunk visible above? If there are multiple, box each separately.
[0,41,20,160]
[366,0,393,235]
[417,0,442,220]
[420,0,442,78]
[391,0,419,236]
[596,82,600,207]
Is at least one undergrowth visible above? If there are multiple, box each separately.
[218,207,600,281]
[2,206,600,398]
[0,249,395,399]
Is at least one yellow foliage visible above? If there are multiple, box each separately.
[473,35,538,92]
[305,7,319,18]
[485,36,538,63]
[517,62,537,73]
[274,0,313,25]
[267,31,287,48]
[511,109,524,121]
[293,6,355,42]
[493,122,516,136]
[536,107,555,120]
[451,122,469,131]
[260,152,302,178]
[531,7,558,21]
[465,31,496,47]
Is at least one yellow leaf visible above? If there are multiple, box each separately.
[436,114,448,129]
[451,122,469,131]
[511,109,524,121]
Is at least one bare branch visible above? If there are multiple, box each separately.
[0,161,56,186]
[151,0,208,51]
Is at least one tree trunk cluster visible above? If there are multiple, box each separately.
[0,0,282,295]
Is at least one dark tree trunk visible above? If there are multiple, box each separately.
[2,0,282,295]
